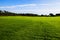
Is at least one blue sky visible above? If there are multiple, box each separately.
[0,0,60,15]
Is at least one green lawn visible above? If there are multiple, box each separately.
[0,16,60,40]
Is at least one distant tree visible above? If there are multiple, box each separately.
[49,13,54,16]
[56,13,60,16]
[0,10,17,16]
[0,10,3,13]
[0,10,4,16]
[41,14,44,16]
[0,10,2,13]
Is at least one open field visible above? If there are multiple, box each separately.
[0,16,60,40]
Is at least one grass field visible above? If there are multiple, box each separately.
[0,16,60,40]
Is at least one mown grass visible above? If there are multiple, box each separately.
[0,16,60,40]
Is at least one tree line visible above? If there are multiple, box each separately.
[0,10,60,17]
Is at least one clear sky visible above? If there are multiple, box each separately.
[0,0,60,15]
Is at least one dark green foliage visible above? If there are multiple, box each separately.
[41,14,44,16]
[56,13,60,16]
[0,10,38,16]
[49,13,55,16]
[0,10,17,16]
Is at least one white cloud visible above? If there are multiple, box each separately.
[0,4,37,8]
[0,6,16,8]
[0,3,56,9]
[0,4,50,9]
[39,4,49,6]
